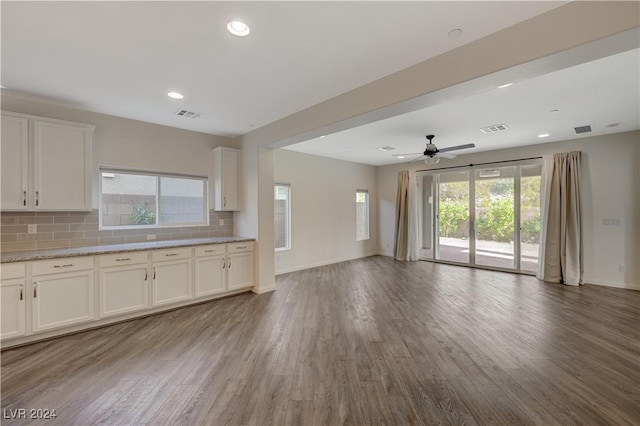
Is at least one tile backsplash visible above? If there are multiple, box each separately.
[0,210,233,253]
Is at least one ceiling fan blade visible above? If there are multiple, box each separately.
[410,154,427,162]
[438,152,457,159]
[438,143,475,153]
[392,152,422,157]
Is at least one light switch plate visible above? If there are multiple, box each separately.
[219,219,224,226]
[27,224,37,234]
[146,234,156,240]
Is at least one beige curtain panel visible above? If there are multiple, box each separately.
[394,171,410,260]
[538,151,584,286]
[394,170,420,261]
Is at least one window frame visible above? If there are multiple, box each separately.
[274,183,291,251]
[356,189,370,241]
[99,168,209,230]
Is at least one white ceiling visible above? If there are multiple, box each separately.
[1,1,567,137]
[286,48,640,165]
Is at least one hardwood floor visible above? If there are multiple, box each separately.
[1,256,639,425]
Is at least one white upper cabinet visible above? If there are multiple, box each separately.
[1,114,29,210]
[0,111,94,211]
[213,147,240,211]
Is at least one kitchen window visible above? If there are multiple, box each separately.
[274,183,291,251]
[99,169,208,229]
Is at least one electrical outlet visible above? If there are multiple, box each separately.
[219,219,224,226]
[146,234,156,240]
[27,224,37,234]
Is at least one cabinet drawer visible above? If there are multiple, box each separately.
[32,256,94,276]
[194,245,226,257]
[152,247,191,262]
[100,251,148,268]
[1,263,26,280]
[227,242,254,254]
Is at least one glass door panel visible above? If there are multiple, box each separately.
[520,164,542,273]
[437,171,470,264]
[474,167,515,269]
[419,174,435,259]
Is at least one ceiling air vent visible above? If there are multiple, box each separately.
[175,109,201,119]
[574,125,592,134]
[480,124,508,134]
[377,146,396,151]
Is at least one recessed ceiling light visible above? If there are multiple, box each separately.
[167,91,184,99]
[378,146,396,151]
[227,21,250,37]
[319,135,326,139]
[397,156,405,159]
[497,83,513,89]
[448,29,463,38]
[538,133,550,138]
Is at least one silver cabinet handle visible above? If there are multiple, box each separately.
[116,257,132,262]
[35,191,39,206]
[223,196,226,208]
[165,253,178,257]
[23,191,27,206]
[33,283,37,298]
[236,246,246,250]
[228,259,231,269]
[153,267,156,279]
[19,285,23,301]
[204,249,216,253]
[222,260,226,269]
[144,270,148,281]
[53,263,75,269]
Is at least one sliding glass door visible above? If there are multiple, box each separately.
[437,171,470,264]
[474,167,516,269]
[419,161,541,274]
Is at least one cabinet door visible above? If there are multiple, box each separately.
[195,255,226,297]
[1,279,26,340]
[227,252,253,290]
[213,147,239,211]
[1,114,29,210]
[152,259,192,306]
[32,271,94,332]
[100,265,149,318]
[32,120,93,210]
[221,148,238,210]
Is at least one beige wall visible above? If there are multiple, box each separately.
[274,149,377,274]
[235,2,639,290]
[376,131,640,290]
[1,94,237,208]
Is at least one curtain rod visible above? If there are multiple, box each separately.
[416,156,543,173]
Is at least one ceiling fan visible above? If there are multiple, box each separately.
[393,135,475,164]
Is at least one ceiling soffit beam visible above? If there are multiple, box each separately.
[237,1,639,150]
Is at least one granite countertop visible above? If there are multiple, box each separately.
[1,237,255,263]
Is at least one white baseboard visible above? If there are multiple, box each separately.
[275,252,378,275]
[584,278,640,291]
[252,285,276,294]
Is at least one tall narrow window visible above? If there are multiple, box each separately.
[356,190,369,241]
[274,184,291,251]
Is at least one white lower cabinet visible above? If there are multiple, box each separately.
[31,258,95,333]
[227,242,254,290]
[99,252,150,318]
[152,248,192,306]
[1,263,26,340]
[1,241,255,345]
[194,244,227,296]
